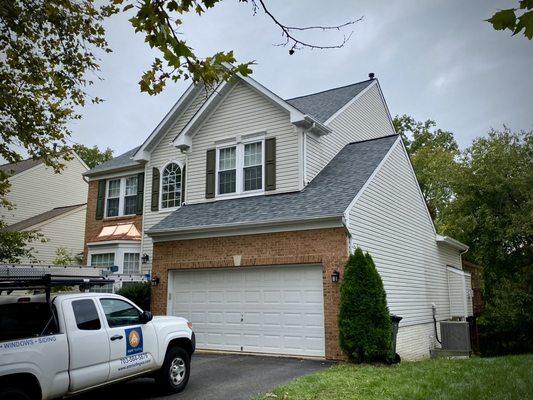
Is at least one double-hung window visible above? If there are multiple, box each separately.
[123,253,140,274]
[105,175,138,217]
[216,140,264,196]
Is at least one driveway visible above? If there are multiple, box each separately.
[73,353,332,400]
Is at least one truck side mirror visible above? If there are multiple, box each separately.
[140,310,153,324]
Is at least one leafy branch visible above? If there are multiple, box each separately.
[487,0,533,39]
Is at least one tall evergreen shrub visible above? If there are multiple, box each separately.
[339,248,392,362]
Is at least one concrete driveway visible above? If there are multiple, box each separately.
[73,353,332,400]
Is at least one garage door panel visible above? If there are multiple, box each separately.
[170,265,325,357]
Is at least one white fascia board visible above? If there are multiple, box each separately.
[324,80,377,125]
[437,235,469,252]
[343,136,401,225]
[148,215,344,241]
[133,83,198,161]
[70,150,90,172]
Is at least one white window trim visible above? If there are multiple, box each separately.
[159,160,185,213]
[215,137,265,199]
[87,242,141,275]
[104,174,139,219]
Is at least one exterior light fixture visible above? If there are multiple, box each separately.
[141,253,149,264]
[331,270,340,283]
[151,276,160,287]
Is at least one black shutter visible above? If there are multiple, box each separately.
[151,167,160,211]
[181,165,186,205]
[95,179,106,220]
[265,137,276,191]
[136,172,144,215]
[205,149,216,199]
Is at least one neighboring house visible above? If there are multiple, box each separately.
[83,73,473,361]
[1,154,88,263]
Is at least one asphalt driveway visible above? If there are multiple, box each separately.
[73,353,332,400]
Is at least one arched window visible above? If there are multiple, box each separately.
[161,163,182,209]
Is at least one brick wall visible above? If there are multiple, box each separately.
[151,227,349,360]
[83,180,143,263]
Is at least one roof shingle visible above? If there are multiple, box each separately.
[84,146,141,176]
[6,204,86,231]
[148,134,399,235]
[0,158,43,176]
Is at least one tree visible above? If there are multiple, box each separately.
[440,128,533,295]
[52,246,83,266]
[0,219,41,263]
[118,282,151,311]
[72,144,114,169]
[339,248,392,362]
[487,1,533,40]
[393,115,460,223]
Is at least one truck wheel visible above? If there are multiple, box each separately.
[156,346,190,394]
[0,386,32,400]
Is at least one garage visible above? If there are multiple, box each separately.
[168,264,325,357]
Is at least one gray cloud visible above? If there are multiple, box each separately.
[69,0,533,154]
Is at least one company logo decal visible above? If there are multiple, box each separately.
[125,327,143,355]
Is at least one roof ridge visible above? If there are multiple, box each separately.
[284,79,374,101]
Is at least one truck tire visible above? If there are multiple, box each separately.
[156,346,190,394]
[0,386,32,400]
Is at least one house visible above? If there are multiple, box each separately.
[1,154,88,264]
[82,73,473,361]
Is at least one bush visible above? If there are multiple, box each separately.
[339,248,392,363]
[118,282,151,311]
[478,265,533,356]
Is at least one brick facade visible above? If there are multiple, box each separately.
[83,180,143,263]
[151,227,350,360]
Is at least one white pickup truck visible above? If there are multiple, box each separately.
[0,292,195,400]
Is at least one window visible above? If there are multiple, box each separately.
[100,299,141,328]
[216,140,263,196]
[90,253,115,269]
[0,303,58,341]
[72,299,101,330]
[161,163,182,209]
[123,253,140,274]
[105,175,138,217]
[90,283,114,293]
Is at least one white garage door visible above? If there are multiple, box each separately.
[169,265,325,357]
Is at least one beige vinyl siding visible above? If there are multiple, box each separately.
[1,157,88,225]
[186,81,300,203]
[20,206,87,264]
[348,141,463,332]
[141,90,207,274]
[304,84,395,182]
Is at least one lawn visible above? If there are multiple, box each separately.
[257,355,533,400]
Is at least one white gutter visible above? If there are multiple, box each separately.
[436,234,469,252]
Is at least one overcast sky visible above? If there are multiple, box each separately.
[69,0,533,156]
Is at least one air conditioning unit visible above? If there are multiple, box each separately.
[440,321,471,351]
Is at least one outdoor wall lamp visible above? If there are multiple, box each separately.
[151,276,160,286]
[331,270,340,283]
[141,253,150,264]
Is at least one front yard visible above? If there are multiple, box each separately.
[257,354,533,400]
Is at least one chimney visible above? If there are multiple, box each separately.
[368,72,375,80]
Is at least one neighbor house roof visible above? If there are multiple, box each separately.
[148,134,399,236]
[0,158,43,176]
[84,146,141,177]
[6,204,86,231]
[285,80,374,123]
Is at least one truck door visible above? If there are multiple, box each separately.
[97,297,158,382]
[63,298,110,392]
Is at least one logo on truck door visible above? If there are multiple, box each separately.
[125,327,143,355]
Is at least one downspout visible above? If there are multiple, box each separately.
[432,303,441,344]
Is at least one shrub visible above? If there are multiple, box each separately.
[339,248,392,362]
[118,282,151,311]
[478,265,533,356]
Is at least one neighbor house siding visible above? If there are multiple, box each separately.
[347,140,463,358]
[186,81,301,203]
[304,84,395,182]
[20,206,87,264]
[2,157,88,226]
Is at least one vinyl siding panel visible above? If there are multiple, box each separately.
[396,322,440,360]
[304,84,395,182]
[305,133,323,183]
[348,142,463,337]
[20,206,87,264]
[1,157,88,225]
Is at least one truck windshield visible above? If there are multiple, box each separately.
[0,302,58,342]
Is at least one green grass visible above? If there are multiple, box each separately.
[256,355,533,400]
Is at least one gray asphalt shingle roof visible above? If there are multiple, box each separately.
[148,134,399,235]
[7,204,86,231]
[285,80,374,123]
[0,158,43,176]
[84,146,141,176]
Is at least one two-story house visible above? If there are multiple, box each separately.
[83,73,473,361]
[1,153,88,263]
